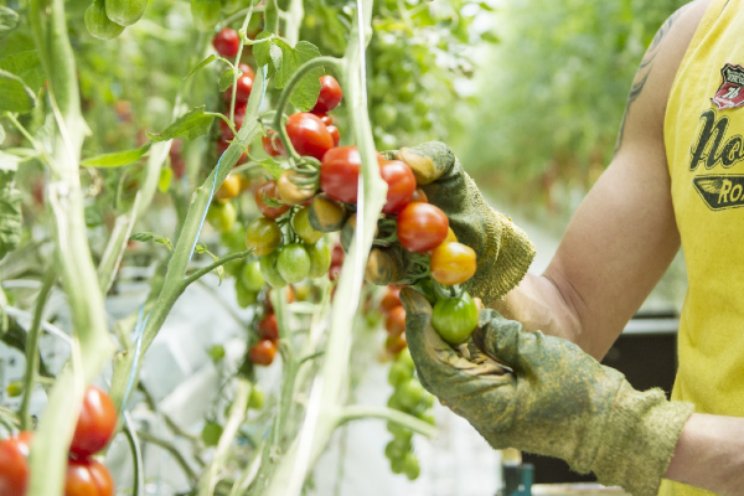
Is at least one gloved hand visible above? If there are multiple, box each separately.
[383,142,535,304]
[400,288,694,496]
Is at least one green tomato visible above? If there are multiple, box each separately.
[292,206,323,244]
[387,361,413,387]
[306,239,331,278]
[431,292,479,345]
[397,348,415,372]
[85,0,124,40]
[276,244,311,284]
[402,452,420,480]
[397,379,426,412]
[235,279,258,308]
[248,386,265,410]
[201,421,223,447]
[386,421,413,442]
[245,217,282,256]
[241,261,265,292]
[207,201,237,233]
[259,252,287,288]
[207,344,226,363]
[105,0,147,26]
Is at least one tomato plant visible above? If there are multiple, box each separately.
[285,112,334,160]
[379,159,417,215]
[430,241,477,286]
[249,339,278,366]
[212,27,240,57]
[254,181,291,219]
[396,203,450,253]
[320,146,361,204]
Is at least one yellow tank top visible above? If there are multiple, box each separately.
[662,0,744,494]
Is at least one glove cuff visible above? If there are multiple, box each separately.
[590,382,694,496]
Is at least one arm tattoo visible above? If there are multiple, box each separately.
[614,5,688,153]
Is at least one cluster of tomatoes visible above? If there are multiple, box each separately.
[247,293,282,367]
[0,386,117,496]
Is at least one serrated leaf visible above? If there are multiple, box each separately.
[0,170,21,260]
[147,107,216,142]
[158,165,173,193]
[81,144,151,168]
[0,7,19,33]
[0,69,35,113]
[130,232,173,251]
[185,54,217,80]
[274,40,322,90]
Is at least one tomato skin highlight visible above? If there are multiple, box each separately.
[254,181,290,219]
[430,241,477,286]
[64,458,114,496]
[249,339,277,366]
[0,432,31,496]
[320,146,361,204]
[70,386,118,459]
[379,159,416,215]
[431,292,479,345]
[285,113,334,160]
[212,27,240,57]
[311,75,343,115]
[396,203,449,253]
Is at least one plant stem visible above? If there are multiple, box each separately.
[138,430,198,483]
[181,250,252,290]
[122,413,144,496]
[19,269,55,430]
[337,405,437,437]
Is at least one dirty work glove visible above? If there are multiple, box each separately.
[394,142,535,303]
[400,288,694,496]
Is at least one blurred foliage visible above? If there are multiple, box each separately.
[455,0,688,221]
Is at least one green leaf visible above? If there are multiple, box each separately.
[274,40,321,89]
[81,144,151,168]
[0,170,21,260]
[252,31,275,70]
[0,69,36,113]
[287,43,324,110]
[218,68,236,92]
[185,54,217,80]
[0,46,44,93]
[0,7,19,33]
[147,107,217,142]
[130,231,173,251]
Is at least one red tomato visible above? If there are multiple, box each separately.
[262,132,284,157]
[410,188,428,204]
[64,458,114,496]
[326,124,340,146]
[238,63,255,79]
[70,386,118,459]
[385,333,407,356]
[380,286,401,313]
[320,115,334,126]
[396,203,449,253]
[0,432,31,496]
[320,146,360,204]
[254,181,290,219]
[430,241,477,286]
[379,159,416,215]
[328,243,345,281]
[249,339,277,366]
[234,73,253,104]
[285,113,334,160]
[212,27,240,58]
[258,314,279,341]
[311,75,343,115]
[384,305,406,336]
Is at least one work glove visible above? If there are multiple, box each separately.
[400,288,694,496]
[382,142,535,303]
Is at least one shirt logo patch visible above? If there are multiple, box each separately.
[712,64,744,110]
[693,175,744,210]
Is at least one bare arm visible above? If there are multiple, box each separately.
[495,0,708,359]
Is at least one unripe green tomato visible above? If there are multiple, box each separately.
[245,217,282,256]
[201,421,223,447]
[387,361,412,387]
[5,381,23,398]
[398,348,415,373]
[207,201,237,232]
[105,0,148,26]
[248,386,265,410]
[292,207,323,244]
[306,239,331,278]
[386,422,413,442]
[402,452,420,480]
[397,380,425,412]
[235,279,258,308]
[85,0,124,40]
[276,244,311,284]
[241,260,265,291]
[259,252,287,288]
[431,292,479,345]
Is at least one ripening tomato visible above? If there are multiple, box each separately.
[258,314,279,342]
[385,333,407,356]
[410,188,428,204]
[64,458,114,496]
[254,181,290,219]
[326,124,340,146]
[430,241,477,286]
[311,75,343,115]
[285,113,334,160]
[380,286,401,313]
[320,146,360,204]
[379,159,416,215]
[384,305,406,336]
[245,217,282,256]
[249,339,277,366]
[396,203,449,253]
[262,132,284,157]
[291,207,323,244]
[215,174,242,201]
[70,386,118,459]
[277,170,316,205]
[0,432,31,496]
[431,292,479,345]
[212,27,240,57]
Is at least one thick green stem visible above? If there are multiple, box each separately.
[20,269,55,430]
[337,405,437,438]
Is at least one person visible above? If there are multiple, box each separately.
[389,0,744,494]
